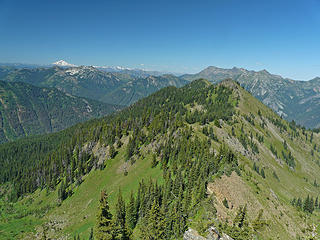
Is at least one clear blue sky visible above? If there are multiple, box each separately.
[1,0,320,79]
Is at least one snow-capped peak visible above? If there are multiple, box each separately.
[93,65,132,71]
[115,66,132,70]
[52,60,77,67]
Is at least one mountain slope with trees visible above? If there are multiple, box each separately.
[0,79,319,239]
[0,81,121,143]
[182,66,320,129]
[0,66,188,106]
[4,64,320,129]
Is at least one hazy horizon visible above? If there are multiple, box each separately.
[1,0,320,80]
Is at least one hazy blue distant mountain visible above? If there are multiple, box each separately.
[3,63,320,128]
[102,74,188,105]
[0,65,188,106]
[0,80,122,143]
[96,66,166,77]
[0,63,50,69]
[0,61,178,77]
[182,66,320,128]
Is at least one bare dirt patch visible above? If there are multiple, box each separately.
[207,172,263,221]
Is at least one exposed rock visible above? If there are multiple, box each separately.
[183,227,233,240]
[207,226,221,239]
[221,233,234,240]
[183,228,206,240]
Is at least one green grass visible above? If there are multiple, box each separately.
[0,216,42,240]
[1,143,164,239]
[0,199,45,240]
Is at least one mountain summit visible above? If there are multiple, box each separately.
[182,66,320,128]
[52,60,77,67]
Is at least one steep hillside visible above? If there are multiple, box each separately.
[0,66,188,106]
[0,81,121,143]
[102,74,187,105]
[182,66,320,129]
[0,79,319,240]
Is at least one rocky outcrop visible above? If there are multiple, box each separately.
[183,227,233,240]
[183,229,207,240]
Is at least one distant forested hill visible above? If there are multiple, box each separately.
[0,80,121,142]
[0,66,188,106]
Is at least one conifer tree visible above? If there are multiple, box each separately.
[95,191,115,240]
[297,197,302,209]
[89,228,94,240]
[115,189,131,240]
[109,145,116,159]
[115,189,126,228]
[230,205,252,240]
[309,196,315,214]
[151,154,157,168]
[252,209,266,232]
[140,199,166,240]
[223,198,229,208]
[126,191,137,229]
[304,195,311,213]
[58,180,67,201]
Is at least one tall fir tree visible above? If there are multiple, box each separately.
[140,199,166,240]
[115,189,131,240]
[89,227,94,240]
[95,191,116,240]
[126,191,137,229]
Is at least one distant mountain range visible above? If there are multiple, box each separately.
[181,66,320,129]
[1,63,320,129]
[0,65,188,106]
[53,59,181,76]
[0,80,122,143]
[0,60,178,77]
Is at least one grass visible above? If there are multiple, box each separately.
[0,143,164,239]
[0,199,45,240]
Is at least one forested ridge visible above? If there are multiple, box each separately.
[1,79,320,239]
[0,79,236,201]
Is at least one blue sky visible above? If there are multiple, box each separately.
[0,0,320,79]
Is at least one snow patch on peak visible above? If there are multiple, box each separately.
[66,68,81,75]
[115,66,132,70]
[53,60,77,67]
[93,65,133,71]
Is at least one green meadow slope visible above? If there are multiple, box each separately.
[0,79,319,240]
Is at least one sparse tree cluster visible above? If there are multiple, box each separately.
[291,195,319,214]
